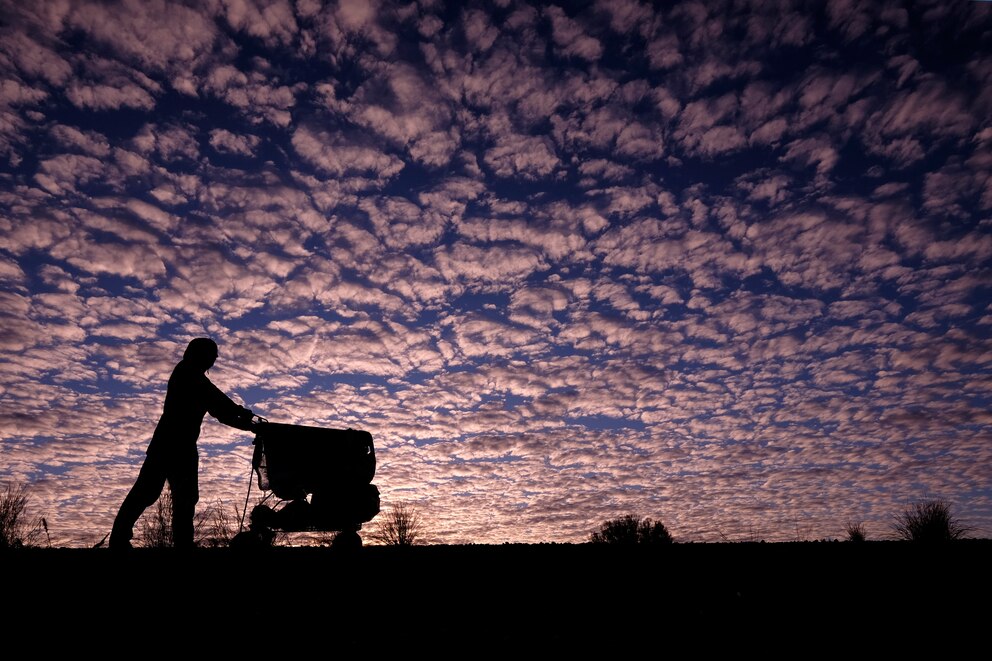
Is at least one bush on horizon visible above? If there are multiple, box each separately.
[892,498,972,543]
[845,521,867,543]
[0,482,44,549]
[590,514,673,545]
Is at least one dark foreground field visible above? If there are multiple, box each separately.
[5,540,990,655]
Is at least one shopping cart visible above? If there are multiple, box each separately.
[231,418,381,549]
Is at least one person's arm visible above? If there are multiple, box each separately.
[203,377,255,431]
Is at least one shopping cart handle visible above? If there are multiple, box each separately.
[249,415,268,435]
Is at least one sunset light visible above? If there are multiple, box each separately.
[1,0,990,548]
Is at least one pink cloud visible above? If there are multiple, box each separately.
[552,106,628,153]
[1,31,72,85]
[291,124,405,179]
[673,93,747,156]
[112,147,153,177]
[67,0,218,71]
[887,54,920,89]
[740,80,793,129]
[49,233,168,286]
[615,121,665,160]
[923,165,981,219]
[508,286,570,330]
[0,211,74,254]
[360,196,447,249]
[365,252,450,306]
[130,124,199,162]
[221,0,299,47]
[34,154,106,195]
[686,57,762,94]
[868,79,973,140]
[739,173,792,205]
[744,7,812,48]
[545,5,603,62]
[597,184,658,217]
[694,125,747,157]
[72,202,168,242]
[923,234,992,264]
[593,0,653,36]
[462,8,499,52]
[434,242,548,285]
[417,14,444,39]
[651,86,682,121]
[203,62,300,126]
[209,128,260,156]
[483,133,560,180]
[0,255,25,284]
[0,78,48,107]
[747,211,867,291]
[781,135,839,176]
[317,0,397,59]
[826,0,874,41]
[66,81,155,110]
[577,158,635,182]
[458,211,588,262]
[341,63,459,167]
[50,124,111,157]
[863,135,925,166]
[156,246,278,317]
[646,32,683,70]
[595,217,755,291]
[448,313,547,358]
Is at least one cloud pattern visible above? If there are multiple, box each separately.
[1,0,990,546]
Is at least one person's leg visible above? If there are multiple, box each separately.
[167,450,199,549]
[110,455,167,548]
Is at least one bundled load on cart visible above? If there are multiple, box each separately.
[232,419,380,549]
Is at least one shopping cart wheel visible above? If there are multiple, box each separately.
[230,525,274,549]
[332,529,362,551]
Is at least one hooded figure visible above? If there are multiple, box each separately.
[110,338,255,549]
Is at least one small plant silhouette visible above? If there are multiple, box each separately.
[892,498,971,542]
[0,482,44,549]
[368,502,426,546]
[137,489,175,548]
[590,514,673,545]
[845,521,867,543]
[135,488,239,548]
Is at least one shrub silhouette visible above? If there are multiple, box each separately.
[590,514,673,545]
[198,500,240,548]
[135,488,238,548]
[892,498,971,543]
[0,482,43,549]
[368,502,426,546]
[845,521,867,543]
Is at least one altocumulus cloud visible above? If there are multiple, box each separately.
[1,0,991,547]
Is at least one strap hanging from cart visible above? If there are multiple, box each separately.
[239,415,267,533]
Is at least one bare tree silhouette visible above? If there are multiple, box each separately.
[590,514,673,545]
[0,482,44,549]
[368,502,426,546]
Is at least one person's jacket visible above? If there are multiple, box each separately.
[147,359,253,455]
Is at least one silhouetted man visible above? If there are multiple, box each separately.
[110,337,255,550]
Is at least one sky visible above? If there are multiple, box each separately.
[1,0,991,547]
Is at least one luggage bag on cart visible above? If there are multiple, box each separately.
[232,420,381,549]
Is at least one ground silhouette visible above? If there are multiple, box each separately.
[5,540,989,655]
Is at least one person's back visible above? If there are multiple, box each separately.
[150,358,252,453]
